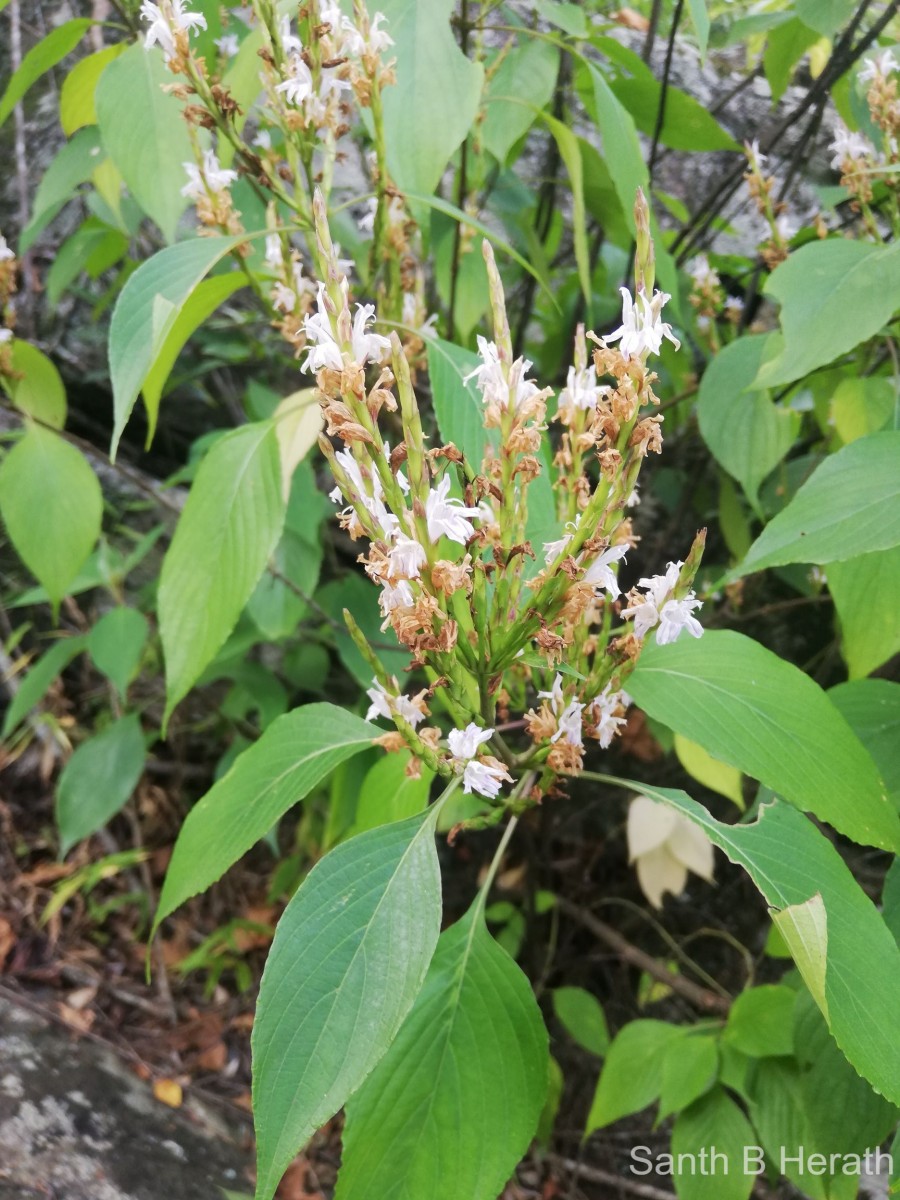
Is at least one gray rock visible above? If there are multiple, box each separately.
[0,995,254,1200]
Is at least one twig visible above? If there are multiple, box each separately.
[556,897,731,1013]
[8,0,37,311]
[648,0,684,181]
[642,0,664,63]
[549,1156,675,1200]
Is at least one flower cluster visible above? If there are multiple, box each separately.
[825,53,899,224]
[0,231,16,373]
[304,190,705,804]
[742,139,796,268]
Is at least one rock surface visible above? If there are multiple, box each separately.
[0,994,254,1199]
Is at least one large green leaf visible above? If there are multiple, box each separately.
[1,636,86,739]
[0,425,102,614]
[158,422,285,723]
[697,333,798,508]
[756,239,900,388]
[141,273,246,441]
[658,1033,718,1121]
[672,1088,757,1200]
[1,341,67,428]
[543,114,590,305]
[0,19,91,128]
[336,901,548,1200]
[829,680,900,808]
[828,546,900,679]
[795,0,856,36]
[634,786,900,1104]
[95,44,192,242]
[56,714,146,856]
[59,43,127,135]
[482,39,559,164]
[351,751,433,835]
[426,337,489,467]
[628,631,899,851]
[21,126,104,252]
[108,235,246,455]
[253,809,444,1200]
[375,0,484,195]
[154,704,375,930]
[687,0,710,57]
[734,432,900,577]
[587,1019,684,1132]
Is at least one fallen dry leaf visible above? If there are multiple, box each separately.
[153,1078,183,1108]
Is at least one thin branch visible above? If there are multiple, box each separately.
[648,0,684,182]
[549,1156,676,1200]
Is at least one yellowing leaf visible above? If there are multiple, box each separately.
[675,733,744,809]
[152,1078,183,1108]
[773,893,829,1020]
[273,389,323,501]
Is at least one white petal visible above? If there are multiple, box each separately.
[667,818,715,883]
[635,846,687,909]
[627,795,678,860]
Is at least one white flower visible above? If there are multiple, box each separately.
[462,758,511,799]
[463,336,541,411]
[537,672,565,714]
[365,678,424,727]
[331,447,398,540]
[276,54,315,106]
[745,138,767,170]
[253,129,272,150]
[271,283,296,313]
[0,328,12,344]
[775,213,795,242]
[626,486,640,508]
[181,149,237,199]
[603,288,680,360]
[622,561,703,644]
[829,123,872,168]
[388,536,427,580]
[215,32,240,56]
[723,295,744,319]
[343,11,394,57]
[301,285,343,373]
[543,516,580,564]
[860,49,898,83]
[559,363,607,412]
[551,699,584,748]
[688,254,719,289]
[358,197,378,235]
[583,542,629,599]
[279,16,303,57]
[590,683,629,749]
[425,475,481,545]
[378,579,414,616]
[627,795,714,908]
[0,236,14,262]
[141,0,206,60]
[265,234,283,268]
[448,722,494,760]
[350,303,391,366]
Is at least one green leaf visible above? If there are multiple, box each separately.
[21,126,105,252]
[586,64,647,238]
[671,1088,756,1200]
[141,273,246,441]
[253,809,444,1200]
[158,422,285,723]
[59,43,127,135]
[724,985,796,1057]
[829,679,900,807]
[95,44,192,242]
[773,896,828,1018]
[426,337,488,466]
[351,751,433,835]
[883,860,900,947]
[634,786,900,1105]
[586,1020,683,1132]
[763,18,820,104]
[658,1033,718,1120]
[108,235,246,455]
[756,239,900,388]
[734,432,900,577]
[375,0,484,196]
[482,39,559,164]
[1,341,67,428]
[795,0,856,36]
[0,19,92,128]
[697,334,798,508]
[829,546,900,679]
[88,607,149,699]
[543,114,591,305]
[552,986,609,1056]
[629,631,899,851]
[674,734,744,809]
[56,714,146,856]
[154,704,375,931]
[831,377,895,444]
[336,901,549,1200]
[687,0,710,58]
[0,425,102,614]
[1,636,86,739]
